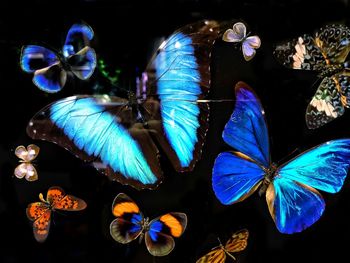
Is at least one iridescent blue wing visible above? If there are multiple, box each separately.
[267,139,350,233]
[63,23,94,57]
[144,20,220,172]
[223,82,270,167]
[212,151,264,205]
[63,23,96,80]
[110,193,144,243]
[26,96,163,190]
[20,45,66,93]
[145,213,187,256]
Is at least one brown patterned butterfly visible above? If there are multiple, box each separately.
[274,24,350,129]
[196,229,249,263]
[14,144,40,181]
[26,186,87,242]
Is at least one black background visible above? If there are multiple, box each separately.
[1,0,350,262]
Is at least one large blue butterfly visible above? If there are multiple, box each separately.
[212,81,350,234]
[20,23,96,93]
[27,20,220,190]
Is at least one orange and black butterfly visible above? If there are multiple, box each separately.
[110,193,187,257]
[196,229,249,263]
[14,144,40,181]
[26,186,87,242]
[274,24,350,129]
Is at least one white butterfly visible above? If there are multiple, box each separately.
[222,22,261,61]
[14,144,40,181]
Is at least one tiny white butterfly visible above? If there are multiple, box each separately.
[222,22,261,61]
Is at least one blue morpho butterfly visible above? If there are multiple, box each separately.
[212,81,350,234]
[20,23,96,93]
[26,20,220,190]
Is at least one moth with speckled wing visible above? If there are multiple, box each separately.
[110,193,187,256]
[274,24,350,129]
[212,81,350,234]
[26,20,220,190]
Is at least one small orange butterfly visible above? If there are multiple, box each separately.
[196,229,249,263]
[14,144,40,181]
[26,186,87,242]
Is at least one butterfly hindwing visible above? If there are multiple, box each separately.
[145,212,187,256]
[67,46,96,80]
[196,248,226,263]
[27,95,163,190]
[14,163,38,181]
[242,36,261,61]
[26,202,51,242]
[145,20,220,172]
[225,229,249,253]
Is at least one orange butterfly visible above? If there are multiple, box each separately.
[14,144,40,181]
[196,229,249,263]
[26,186,87,242]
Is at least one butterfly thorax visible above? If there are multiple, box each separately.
[138,217,150,243]
[259,164,278,196]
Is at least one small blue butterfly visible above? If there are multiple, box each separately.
[26,20,220,190]
[20,23,96,93]
[212,81,350,234]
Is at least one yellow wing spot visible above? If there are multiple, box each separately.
[160,214,182,237]
[113,202,139,217]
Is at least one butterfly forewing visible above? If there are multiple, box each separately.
[144,20,220,172]
[225,229,249,252]
[27,95,163,190]
[196,248,226,263]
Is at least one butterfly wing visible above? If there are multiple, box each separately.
[306,72,350,129]
[47,186,87,211]
[26,95,163,190]
[26,202,51,242]
[223,82,270,167]
[274,24,350,70]
[110,193,143,244]
[63,23,96,80]
[15,144,40,162]
[20,45,66,92]
[145,212,187,256]
[267,139,350,234]
[14,163,38,181]
[225,229,249,253]
[222,22,246,42]
[242,36,261,61]
[144,20,220,172]
[196,248,226,263]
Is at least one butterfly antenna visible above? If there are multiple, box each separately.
[226,251,237,261]
[277,147,300,166]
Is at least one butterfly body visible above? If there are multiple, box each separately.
[20,23,96,93]
[26,186,87,242]
[110,193,187,256]
[274,24,350,128]
[212,82,350,234]
[27,20,220,190]
[196,229,249,263]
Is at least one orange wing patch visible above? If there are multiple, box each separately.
[113,202,139,217]
[47,187,66,204]
[160,214,184,237]
[54,195,87,211]
[26,202,49,221]
[33,209,51,242]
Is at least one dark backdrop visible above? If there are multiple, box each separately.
[1,0,350,262]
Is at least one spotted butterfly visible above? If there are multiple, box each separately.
[196,229,249,263]
[274,24,350,129]
[14,144,39,181]
[26,186,87,242]
[212,81,350,234]
[26,20,220,190]
[222,22,261,61]
[20,23,96,93]
[110,193,187,256]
